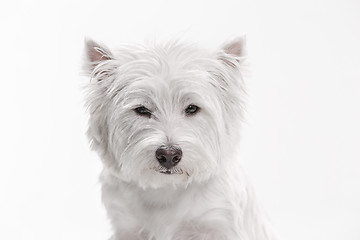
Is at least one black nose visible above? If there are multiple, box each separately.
[155,145,182,169]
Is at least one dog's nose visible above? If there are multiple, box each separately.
[155,145,182,169]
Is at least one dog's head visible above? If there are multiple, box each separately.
[83,38,246,189]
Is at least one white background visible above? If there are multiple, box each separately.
[1,0,359,239]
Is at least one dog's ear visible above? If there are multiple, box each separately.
[83,38,113,74]
[223,36,246,57]
[219,36,246,68]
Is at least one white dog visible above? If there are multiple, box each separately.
[83,37,276,240]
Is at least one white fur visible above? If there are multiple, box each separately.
[83,37,276,240]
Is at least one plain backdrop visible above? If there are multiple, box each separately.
[1,0,359,239]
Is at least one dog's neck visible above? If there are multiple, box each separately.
[137,185,188,208]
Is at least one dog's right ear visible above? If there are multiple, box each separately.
[219,36,246,69]
[83,38,113,75]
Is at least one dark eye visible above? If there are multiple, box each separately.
[185,104,200,116]
[134,106,151,118]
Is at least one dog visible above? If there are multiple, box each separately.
[83,37,276,240]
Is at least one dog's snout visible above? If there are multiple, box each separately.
[155,146,182,169]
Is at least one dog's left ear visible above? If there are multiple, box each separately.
[219,36,246,68]
[83,38,113,75]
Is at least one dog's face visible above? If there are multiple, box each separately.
[84,39,245,189]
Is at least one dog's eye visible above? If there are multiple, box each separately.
[185,104,200,116]
[134,106,151,118]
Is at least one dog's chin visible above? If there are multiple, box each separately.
[133,167,192,189]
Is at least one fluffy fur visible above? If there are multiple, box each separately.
[83,37,276,240]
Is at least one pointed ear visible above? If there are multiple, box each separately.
[219,36,246,68]
[83,38,113,74]
[223,36,246,57]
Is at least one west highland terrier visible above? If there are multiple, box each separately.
[83,37,275,240]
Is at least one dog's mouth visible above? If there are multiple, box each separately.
[153,166,184,175]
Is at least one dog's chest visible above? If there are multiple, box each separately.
[132,188,216,239]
